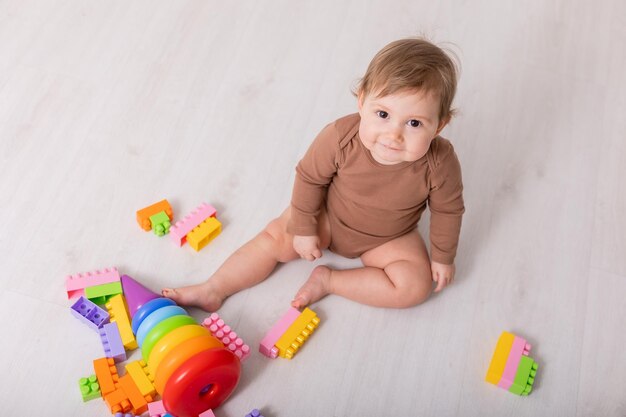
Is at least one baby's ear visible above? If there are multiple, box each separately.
[436,116,450,135]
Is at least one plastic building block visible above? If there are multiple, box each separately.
[485,331,515,384]
[260,307,301,358]
[78,375,101,402]
[169,202,217,246]
[93,357,119,396]
[117,373,153,415]
[126,360,157,398]
[187,216,222,251]
[137,199,173,231]
[148,400,167,416]
[275,307,320,359]
[66,267,120,299]
[114,413,134,417]
[509,355,538,396]
[121,274,160,318]
[150,210,172,236]
[85,281,123,305]
[199,409,217,417]
[498,335,531,389]
[104,386,132,414]
[70,296,110,331]
[106,294,138,350]
[202,313,250,361]
[100,322,126,362]
[245,409,265,417]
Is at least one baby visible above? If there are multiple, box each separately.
[163,38,464,311]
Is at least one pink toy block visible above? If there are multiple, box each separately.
[259,307,301,358]
[199,410,217,417]
[498,335,532,389]
[169,203,217,246]
[148,400,167,417]
[66,267,120,299]
[202,313,251,361]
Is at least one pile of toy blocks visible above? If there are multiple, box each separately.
[136,199,222,252]
[485,331,539,395]
[67,266,269,416]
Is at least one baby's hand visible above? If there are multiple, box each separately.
[293,235,322,261]
[432,261,455,293]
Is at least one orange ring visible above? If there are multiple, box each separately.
[162,348,241,417]
[148,324,211,377]
[154,334,224,394]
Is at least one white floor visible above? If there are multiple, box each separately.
[1,1,625,416]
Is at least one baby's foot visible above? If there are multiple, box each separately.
[162,281,224,312]
[291,265,332,309]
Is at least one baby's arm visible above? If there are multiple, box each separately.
[287,123,340,259]
[428,141,465,291]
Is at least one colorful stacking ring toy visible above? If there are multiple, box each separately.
[131,297,241,417]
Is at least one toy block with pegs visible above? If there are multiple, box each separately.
[202,313,251,361]
[169,202,217,246]
[486,331,539,395]
[137,199,173,231]
[66,267,120,299]
[260,307,320,359]
[70,296,109,331]
[106,294,137,350]
[187,216,222,251]
[100,322,126,362]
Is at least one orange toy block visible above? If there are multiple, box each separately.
[104,387,132,414]
[117,373,153,415]
[137,199,173,231]
[93,357,119,396]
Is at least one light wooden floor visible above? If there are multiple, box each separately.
[1,1,624,416]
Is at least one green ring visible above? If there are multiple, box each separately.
[141,315,197,361]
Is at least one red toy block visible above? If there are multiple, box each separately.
[93,357,119,396]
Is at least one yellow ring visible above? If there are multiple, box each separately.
[147,324,211,377]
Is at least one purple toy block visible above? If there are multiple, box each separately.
[245,409,264,417]
[100,322,126,362]
[121,274,159,317]
[70,296,110,331]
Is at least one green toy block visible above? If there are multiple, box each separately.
[509,355,538,395]
[150,210,171,236]
[85,282,123,305]
[79,375,101,401]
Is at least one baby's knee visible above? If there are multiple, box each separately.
[260,219,297,262]
[392,265,433,308]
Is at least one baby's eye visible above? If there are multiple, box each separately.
[408,119,422,128]
[376,111,389,119]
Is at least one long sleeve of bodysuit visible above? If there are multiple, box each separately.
[427,140,465,265]
[288,123,340,236]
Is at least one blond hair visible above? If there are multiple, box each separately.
[354,38,459,122]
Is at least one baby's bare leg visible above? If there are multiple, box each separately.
[163,207,300,311]
[292,230,433,309]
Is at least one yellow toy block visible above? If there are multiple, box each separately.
[275,308,320,359]
[125,360,156,398]
[187,217,222,252]
[106,294,137,350]
[485,331,515,384]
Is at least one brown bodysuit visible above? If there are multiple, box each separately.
[287,113,464,264]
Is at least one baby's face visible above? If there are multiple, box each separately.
[358,89,446,165]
